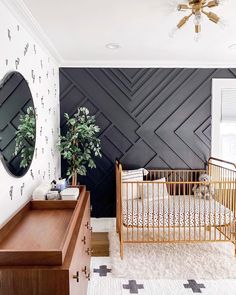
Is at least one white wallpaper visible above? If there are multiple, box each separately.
[0,2,60,226]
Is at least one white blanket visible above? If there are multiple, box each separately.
[32,183,51,200]
[122,195,233,227]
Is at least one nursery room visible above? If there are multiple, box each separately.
[0,0,236,294]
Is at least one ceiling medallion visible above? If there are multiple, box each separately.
[170,0,227,41]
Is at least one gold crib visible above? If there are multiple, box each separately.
[116,157,236,259]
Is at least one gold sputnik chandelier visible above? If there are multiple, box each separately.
[170,0,227,41]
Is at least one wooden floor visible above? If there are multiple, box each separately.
[91,232,109,257]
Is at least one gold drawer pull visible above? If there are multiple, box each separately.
[86,272,90,281]
[85,248,93,256]
[82,266,87,275]
[81,236,86,244]
[73,271,79,283]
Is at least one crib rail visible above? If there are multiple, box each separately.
[208,157,236,213]
[208,157,236,171]
[122,181,235,242]
[116,159,236,259]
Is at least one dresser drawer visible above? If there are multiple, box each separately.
[69,193,91,295]
[0,186,91,295]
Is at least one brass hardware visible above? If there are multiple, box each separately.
[85,221,89,229]
[86,272,91,281]
[204,11,220,23]
[177,15,192,29]
[177,4,189,10]
[73,271,79,283]
[207,0,219,8]
[85,248,93,255]
[195,24,201,33]
[81,236,86,245]
[173,0,226,38]
[82,266,87,274]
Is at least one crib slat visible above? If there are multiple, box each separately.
[147,180,150,242]
[153,182,155,242]
[183,171,186,242]
[163,181,165,242]
[173,174,176,242]
[118,160,236,258]
[142,182,144,242]
[132,183,134,242]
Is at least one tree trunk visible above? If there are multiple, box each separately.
[72,172,77,186]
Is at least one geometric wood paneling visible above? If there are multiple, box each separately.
[60,68,236,217]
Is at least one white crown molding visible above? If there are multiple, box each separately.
[2,0,235,69]
[61,59,236,68]
[1,0,63,66]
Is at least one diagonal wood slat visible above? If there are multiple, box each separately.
[60,67,236,217]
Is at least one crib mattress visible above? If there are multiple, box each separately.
[122,195,234,227]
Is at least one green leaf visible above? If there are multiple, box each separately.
[57,106,102,178]
[14,107,36,168]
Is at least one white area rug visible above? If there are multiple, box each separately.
[89,257,236,295]
[109,232,236,280]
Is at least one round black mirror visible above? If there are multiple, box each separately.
[0,72,36,177]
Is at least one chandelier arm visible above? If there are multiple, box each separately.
[178,8,193,11]
[187,12,194,19]
[178,4,192,11]
[201,9,220,23]
[171,0,226,39]
[177,12,193,29]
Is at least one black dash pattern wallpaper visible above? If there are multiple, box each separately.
[0,1,60,226]
[60,68,236,217]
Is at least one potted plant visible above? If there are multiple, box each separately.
[14,106,36,168]
[58,107,102,186]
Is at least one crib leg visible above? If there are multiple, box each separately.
[116,221,119,233]
[120,240,124,260]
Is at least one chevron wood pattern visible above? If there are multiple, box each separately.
[60,68,236,217]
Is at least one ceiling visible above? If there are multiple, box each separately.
[19,0,236,66]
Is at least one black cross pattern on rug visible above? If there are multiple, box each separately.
[123,280,144,294]
[93,265,111,277]
[184,280,206,293]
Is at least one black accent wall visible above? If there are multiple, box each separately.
[60,68,236,217]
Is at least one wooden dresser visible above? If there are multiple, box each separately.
[0,186,91,295]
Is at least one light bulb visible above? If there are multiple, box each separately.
[217,18,228,29]
[216,0,229,4]
[167,0,180,13]
[169,26,179,38]
[194,32,201,42]
[194,13,202,25]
